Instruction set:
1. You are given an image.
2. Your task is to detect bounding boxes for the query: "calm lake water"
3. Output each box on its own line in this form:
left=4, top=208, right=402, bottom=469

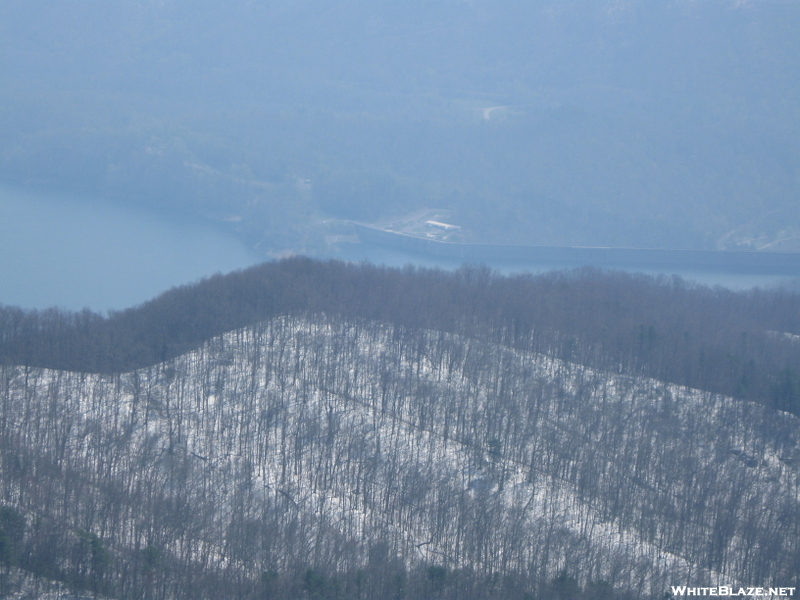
left=3, top=184, right=798, bottom=312
left=0, top=185, right=260, bottom=312
left=333, top=242, right=800, bottom=291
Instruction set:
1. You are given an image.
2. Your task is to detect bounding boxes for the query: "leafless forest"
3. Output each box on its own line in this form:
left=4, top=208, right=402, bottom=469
left=1, top=260, right=799, bottom=599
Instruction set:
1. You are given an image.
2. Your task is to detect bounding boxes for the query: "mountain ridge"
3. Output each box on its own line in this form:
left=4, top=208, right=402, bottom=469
left=1, top=313, right=797, bottom=598
left=3, top=259, right=800, bottom=419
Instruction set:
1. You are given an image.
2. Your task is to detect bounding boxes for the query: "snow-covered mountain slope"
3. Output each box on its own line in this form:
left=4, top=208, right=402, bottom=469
left=1, top=315, right=798, bottom=597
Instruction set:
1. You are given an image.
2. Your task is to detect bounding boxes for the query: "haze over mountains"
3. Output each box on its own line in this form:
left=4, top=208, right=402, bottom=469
left=2, top=0, right=800, bottom=257
left=2, top=3, right=800, bottom=598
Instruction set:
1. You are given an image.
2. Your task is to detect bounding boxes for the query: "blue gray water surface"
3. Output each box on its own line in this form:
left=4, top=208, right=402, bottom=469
left=0, top=184, right=260, bottom=311
left=2, top=184, right=797, bottom=312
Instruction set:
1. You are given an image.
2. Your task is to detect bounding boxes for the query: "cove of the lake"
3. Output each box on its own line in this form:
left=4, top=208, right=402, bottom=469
left=0, top=184, right=261, bottom=311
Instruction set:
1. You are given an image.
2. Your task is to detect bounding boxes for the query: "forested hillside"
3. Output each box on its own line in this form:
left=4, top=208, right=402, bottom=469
left=1, top=316, right=798, bottom=599
left=0, top=260, right=800, bottom=598
left=3, top=258, right=800, bottom=416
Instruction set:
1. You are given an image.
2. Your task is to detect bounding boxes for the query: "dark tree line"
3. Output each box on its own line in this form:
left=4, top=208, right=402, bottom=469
left=3, top=258, right=800, bottom=416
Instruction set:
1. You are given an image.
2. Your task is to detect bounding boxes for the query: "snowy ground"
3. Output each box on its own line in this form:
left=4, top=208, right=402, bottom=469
left=2, top=315, right=798, bottom=596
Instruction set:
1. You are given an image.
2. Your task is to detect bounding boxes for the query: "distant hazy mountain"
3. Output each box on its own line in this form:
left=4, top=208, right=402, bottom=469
left=1, top=0, right=799, bottom=253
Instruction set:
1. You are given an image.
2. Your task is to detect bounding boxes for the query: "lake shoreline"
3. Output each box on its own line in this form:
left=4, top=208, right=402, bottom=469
left=354, top=224, right=800, bottom=276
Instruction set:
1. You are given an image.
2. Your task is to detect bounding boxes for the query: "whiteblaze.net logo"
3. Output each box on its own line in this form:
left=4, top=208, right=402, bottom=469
left=671, top=587, right=796, bottom=597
